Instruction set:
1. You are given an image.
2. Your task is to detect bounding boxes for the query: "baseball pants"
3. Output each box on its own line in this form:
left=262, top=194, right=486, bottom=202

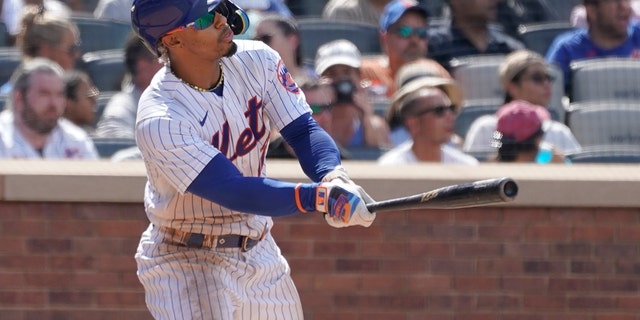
left=135, top=224, right=304, bottom=320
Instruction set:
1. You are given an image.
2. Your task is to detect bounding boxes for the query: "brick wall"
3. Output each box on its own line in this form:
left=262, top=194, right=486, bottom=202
left=2, top=201, right=639, bottom=320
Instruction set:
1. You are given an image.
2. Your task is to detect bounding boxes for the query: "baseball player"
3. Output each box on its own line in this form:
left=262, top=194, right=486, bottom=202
left=130, top=0, right=377, bottom=319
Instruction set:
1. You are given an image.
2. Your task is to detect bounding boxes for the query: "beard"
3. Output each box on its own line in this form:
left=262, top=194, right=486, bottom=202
left=21, top=102, right=58, bottom=135
left=224, top=41, right=238, bottom=57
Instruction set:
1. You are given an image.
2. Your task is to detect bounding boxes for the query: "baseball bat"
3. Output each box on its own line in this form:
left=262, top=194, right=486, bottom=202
left=366, top=177, right=518, bottom=212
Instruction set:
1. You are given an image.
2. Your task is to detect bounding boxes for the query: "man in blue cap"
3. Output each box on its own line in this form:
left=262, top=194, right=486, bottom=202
left=361, top=0, right=444, bottom=99
left=130, top=0, right=377, bottom=318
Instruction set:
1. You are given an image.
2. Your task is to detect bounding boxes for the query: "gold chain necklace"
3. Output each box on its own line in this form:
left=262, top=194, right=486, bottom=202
left=173, top=60, right=224, bottom=92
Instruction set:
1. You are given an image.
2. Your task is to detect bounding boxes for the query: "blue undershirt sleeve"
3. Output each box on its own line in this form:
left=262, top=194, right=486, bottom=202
left=186, top=154, right=318, bottom=216
left=280, top=113, right=341, bottom=182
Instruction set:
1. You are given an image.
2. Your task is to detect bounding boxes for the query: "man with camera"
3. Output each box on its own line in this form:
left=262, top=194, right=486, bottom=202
left=314, top=39, right=391, bottom=150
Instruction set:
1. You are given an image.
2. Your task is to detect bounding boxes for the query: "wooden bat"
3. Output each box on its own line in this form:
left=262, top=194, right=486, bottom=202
left=366, top=177, right=518, bottom=212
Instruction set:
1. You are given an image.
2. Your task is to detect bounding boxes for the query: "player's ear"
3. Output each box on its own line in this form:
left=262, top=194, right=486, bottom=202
left=161, top=34, right=182, bottom=50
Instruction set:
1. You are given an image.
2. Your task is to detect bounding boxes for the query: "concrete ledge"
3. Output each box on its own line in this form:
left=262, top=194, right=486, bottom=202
left=0, top=159, right=637, bottom=207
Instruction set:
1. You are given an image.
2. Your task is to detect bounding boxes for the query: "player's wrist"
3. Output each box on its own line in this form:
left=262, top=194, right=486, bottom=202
left=295, top=182, right=323, bottom=214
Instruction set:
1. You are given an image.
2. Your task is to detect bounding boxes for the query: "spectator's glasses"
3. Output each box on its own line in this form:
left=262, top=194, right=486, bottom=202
left=522, top=72, right=555, bottom=84
left=254, top=34, right=274, bottom=44
left=166, top=2, right=230, bottom=34
left=413, top=104, right=456, bottom=117
left=390, top=26, right=428, bottom=39
left=310, top=103, right=332, bottom=115
left=87, top=86, right=100, bottom=98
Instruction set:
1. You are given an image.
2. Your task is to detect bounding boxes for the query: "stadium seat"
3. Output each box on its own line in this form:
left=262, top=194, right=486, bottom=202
left=344, top=146, right=388, bottom=161
left=0, top=22, right=9, bottom=47
left=71, top=15, right=132, bottom=54
left=0, top=94, right=7, bottom=112
left=92, top=137, right=136, bottom=158
left=543, top=0, right=582, bottom=21
left=569, top=58, right=640, bottom=103
left=94, top=91, right=117, bottom=127
left=450, top=54, right=566, bottom=122
left=297, top=18, right=381, bottom=65
left=518, top=22, right=575, bottom=56
left=414, top=0, right=445, bottom=18
left=0, top=47, right=21, bottom=86
left=79, top=49, right=126, bottom=92
left=454, top=100, right=501, bottom=139
left=565, top=145, right=640, bottom=164
left=566, top=101, right=640, bottom=147
left=451, top=54, right=506, bottom=103
left=288, top=0, right=327, bottom=17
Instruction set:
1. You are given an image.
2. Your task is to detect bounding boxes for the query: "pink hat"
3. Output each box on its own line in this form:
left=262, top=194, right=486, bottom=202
left=496, top=100, right=550, bottom=142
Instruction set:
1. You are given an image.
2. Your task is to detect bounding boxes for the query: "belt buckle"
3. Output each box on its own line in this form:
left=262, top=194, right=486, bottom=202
left=241, top=236, right=255, bottom=252
left=242, top=224, right=267, bottom=252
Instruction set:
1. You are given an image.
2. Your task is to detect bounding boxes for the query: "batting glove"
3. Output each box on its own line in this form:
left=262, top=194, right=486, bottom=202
left=322, top=166, right=377, bottom=212
left=316, top=180, right=376, bottom=228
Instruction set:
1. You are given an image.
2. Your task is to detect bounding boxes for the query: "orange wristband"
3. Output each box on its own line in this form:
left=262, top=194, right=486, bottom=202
left=294, top=183, right=307, bottom=213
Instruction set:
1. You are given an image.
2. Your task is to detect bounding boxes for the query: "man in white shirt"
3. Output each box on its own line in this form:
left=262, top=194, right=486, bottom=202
left=379, top=75, right=478, bottom=165
left=0, top=58, right=98, bottom=159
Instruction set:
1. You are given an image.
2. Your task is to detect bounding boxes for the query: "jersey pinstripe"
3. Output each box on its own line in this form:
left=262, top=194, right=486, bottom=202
left=136, top=224, right=304, bottom=320
left=136, top=40, right=310, bottom=238
left=0, top=110, right=99, bottom=159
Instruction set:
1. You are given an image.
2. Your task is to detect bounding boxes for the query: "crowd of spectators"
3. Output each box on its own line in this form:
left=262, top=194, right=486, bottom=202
left=0, top=0, right=637, bottom=163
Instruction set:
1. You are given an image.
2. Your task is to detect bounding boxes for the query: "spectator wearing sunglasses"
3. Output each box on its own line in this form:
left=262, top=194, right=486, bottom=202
left=378, top=73, right=478, bottom=164
left=361, top=0, right=445, bottom=99
left=491, top=100, right=566, bottom=164
left=427, top=0, right=524, bottom=72
left=63, top=70, right=100, bottom=133
left=253, top=14, right=317, bottom=85
left=386, top=57, right=459, bottom=146
left=463, top=50, right=581, bottom=159
left=315, top=39, right=391, bottom=150
left=1, top=5, right=81, bottom=94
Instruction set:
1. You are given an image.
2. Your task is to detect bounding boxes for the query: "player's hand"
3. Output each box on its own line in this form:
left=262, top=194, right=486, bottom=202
left=322, top=167, right=377, bottom=210
left=315, top=180, right=376, bottom=228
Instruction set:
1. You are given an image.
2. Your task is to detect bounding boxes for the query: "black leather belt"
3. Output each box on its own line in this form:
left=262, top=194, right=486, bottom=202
left=159, top=226, right=262, bottom=252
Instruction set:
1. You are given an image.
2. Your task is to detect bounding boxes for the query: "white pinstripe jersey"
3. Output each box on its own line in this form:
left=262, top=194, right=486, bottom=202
left=136, top=40, right=310, bottom=238
left=0, top=110, right=99, bottom=159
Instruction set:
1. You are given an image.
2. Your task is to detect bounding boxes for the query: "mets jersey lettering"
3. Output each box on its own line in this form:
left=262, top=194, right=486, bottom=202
left=211, top=96, right=266, bottom=161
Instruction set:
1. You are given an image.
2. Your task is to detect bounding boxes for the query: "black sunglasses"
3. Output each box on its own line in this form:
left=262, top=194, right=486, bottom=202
left=412, top=104, right=456, bottom=117
left=522, top=72, right=555, bottom=84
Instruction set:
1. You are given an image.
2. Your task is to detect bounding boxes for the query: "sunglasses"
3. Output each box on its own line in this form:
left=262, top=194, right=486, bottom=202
left=522, top=73, right=555, bottom=84
left=254, top=34, right=274, bottom=44
left=412, top=104, right=456, bottom=117
left=166, top=2, right=230, bottom=34
left=391, top=26, right=428, bottom=39
left=310, top=103, right=332, bottom=115
left=87, top=86, right=100, bottom=98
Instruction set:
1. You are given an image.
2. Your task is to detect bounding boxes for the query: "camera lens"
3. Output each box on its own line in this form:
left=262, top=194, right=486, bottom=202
left=332, top=79, right=356, bottom=104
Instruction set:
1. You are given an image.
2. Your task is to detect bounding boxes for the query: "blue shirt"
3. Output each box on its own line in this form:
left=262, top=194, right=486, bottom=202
left=428, top=21, right=525, bottom=71
left=546, top=23, right=640, bottom=92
